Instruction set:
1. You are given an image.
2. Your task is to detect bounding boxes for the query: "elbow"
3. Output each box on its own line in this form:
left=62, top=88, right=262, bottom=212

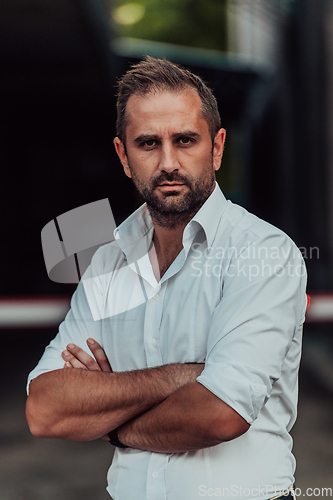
left=26, top=396, right=47, bottom=438
left=212, top=406, right=250, bottom=443
left=26, top=396, right=68, bottom=439
left=217, top=418, right=250, bottom=442
left=26, top=393, right=56, bottom=438
left=26, top=377, right=59, bottom=438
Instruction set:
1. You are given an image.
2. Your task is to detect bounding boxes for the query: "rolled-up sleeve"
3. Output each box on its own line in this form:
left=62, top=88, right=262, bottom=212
left=196, top=234, right=307, bottom=424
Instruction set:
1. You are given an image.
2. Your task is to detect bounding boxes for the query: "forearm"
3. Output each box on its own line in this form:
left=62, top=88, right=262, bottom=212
left=26, top=363, right=203, bottom=441
left=118, top=381, right=250, bottom=453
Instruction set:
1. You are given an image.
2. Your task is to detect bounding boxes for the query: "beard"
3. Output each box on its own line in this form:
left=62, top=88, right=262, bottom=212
left=128, top=161, right=216, bottom=228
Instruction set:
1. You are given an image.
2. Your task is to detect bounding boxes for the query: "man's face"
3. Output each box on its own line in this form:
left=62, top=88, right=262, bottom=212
left=114, top=88, right=225, bottom=225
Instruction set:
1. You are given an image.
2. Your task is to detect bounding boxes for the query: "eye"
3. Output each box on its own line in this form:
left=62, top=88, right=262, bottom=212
left=178, top=136, right=195, bottom=145
left=141, top=139, right=157, bottom=148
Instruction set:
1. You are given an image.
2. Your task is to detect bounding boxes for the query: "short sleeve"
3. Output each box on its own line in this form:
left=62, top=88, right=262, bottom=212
left=196, top=233, right=307, bottom=424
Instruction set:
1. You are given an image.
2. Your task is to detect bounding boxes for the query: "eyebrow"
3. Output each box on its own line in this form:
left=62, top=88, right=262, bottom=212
left=134, top=134, right=159, bottom=144
left=133, top=131, right=200, bottom=144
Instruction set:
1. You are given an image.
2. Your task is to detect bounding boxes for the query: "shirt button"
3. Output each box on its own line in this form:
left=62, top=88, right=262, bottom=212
left=149, top=338, right=156, bottom=344
left=152, top=472, right=158, bottom=478
left=152, top=294, right=159, bottom=300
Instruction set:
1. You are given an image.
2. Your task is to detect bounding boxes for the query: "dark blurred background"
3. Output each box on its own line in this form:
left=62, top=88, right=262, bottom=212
left=0, top=0, right=332, bottom=498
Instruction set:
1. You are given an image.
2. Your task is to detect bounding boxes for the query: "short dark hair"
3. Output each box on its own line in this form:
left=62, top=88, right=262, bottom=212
left=116, top=56, right=221, bottom=144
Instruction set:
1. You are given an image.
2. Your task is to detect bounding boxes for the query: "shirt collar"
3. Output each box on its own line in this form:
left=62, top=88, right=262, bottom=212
left=183, top=182, right=228, bottom=250
left=114, top=182, right=228, bottom=261
left=114, top=204, right=153, bottom=264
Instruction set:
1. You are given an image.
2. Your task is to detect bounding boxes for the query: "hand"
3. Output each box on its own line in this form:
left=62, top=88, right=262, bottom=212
left=62, top=338, right=112, bottom=372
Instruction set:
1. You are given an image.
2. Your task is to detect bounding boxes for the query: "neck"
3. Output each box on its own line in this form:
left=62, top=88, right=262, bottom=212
left=147, top=184, right=215, bottom=276
left=148, top=194, right=207, bottom=258
left=150, top=222, right=185, bottom=280
left=152, top=220, right=185, bottom=250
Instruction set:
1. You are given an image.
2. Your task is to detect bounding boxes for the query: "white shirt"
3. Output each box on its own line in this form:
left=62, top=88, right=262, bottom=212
left=28, top=183, right=307, bottom=500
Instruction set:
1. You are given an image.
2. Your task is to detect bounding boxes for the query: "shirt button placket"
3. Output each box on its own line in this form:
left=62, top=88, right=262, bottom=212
left=146, top=454, right=168, bottom=500
left=144, top=285, right=165, bottom=367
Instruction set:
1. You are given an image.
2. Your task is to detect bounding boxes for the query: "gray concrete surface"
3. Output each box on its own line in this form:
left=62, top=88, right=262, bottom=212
left=0, top=391, right=112, bottom=500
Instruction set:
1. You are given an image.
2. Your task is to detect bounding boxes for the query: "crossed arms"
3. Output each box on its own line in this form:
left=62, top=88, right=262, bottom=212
left=26, top=339, right=249, bottom=453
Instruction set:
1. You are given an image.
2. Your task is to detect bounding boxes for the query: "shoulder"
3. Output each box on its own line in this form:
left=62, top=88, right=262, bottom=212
left=216, top=200, right=300, bottom=256
left=83, top=240, right=125, bottom=281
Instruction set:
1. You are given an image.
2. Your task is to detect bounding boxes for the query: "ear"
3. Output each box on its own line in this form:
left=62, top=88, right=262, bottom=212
left=114, top=137, right=132, bottom=178
left=213, top=128, right=226, bottom=172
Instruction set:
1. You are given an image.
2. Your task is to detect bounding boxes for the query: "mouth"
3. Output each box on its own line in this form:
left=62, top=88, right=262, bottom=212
left=158, top=182, right=184, bottom=186
left=157, top=183, right=185, bottom=192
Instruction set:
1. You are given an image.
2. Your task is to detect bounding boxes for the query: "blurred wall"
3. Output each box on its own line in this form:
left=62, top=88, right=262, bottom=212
left=326, top=0, right=333, bottom=286
left=0, top=0, right=332, bottom=294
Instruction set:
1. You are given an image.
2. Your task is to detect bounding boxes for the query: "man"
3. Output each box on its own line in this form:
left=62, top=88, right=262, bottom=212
left=26, top=57, right=307, bottom=500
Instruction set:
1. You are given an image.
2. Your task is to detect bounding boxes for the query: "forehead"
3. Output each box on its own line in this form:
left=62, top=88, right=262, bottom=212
left=125, top=88, right=209, bottom=137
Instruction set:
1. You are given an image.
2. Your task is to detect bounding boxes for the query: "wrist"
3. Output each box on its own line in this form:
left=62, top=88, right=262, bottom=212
left=108, top=427, right=129, bottom=449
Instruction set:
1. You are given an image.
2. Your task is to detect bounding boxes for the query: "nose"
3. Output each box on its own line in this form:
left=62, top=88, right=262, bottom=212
left=159, top=142, right=179, bottom=172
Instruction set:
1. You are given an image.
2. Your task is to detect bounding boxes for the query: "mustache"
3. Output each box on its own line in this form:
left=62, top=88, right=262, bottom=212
left=151, top=172, right=191, bottom=189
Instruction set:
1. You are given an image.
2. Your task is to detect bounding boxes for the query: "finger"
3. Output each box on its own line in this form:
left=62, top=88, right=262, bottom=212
left=66, top=343, right=102, bottom=371
left=86, top=338, right=113, bottom=372
left=62, top=350, right=88, bottom=370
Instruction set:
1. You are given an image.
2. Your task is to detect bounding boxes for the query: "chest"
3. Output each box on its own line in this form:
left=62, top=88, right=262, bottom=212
left=100, top=249, right=223, bottom=372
